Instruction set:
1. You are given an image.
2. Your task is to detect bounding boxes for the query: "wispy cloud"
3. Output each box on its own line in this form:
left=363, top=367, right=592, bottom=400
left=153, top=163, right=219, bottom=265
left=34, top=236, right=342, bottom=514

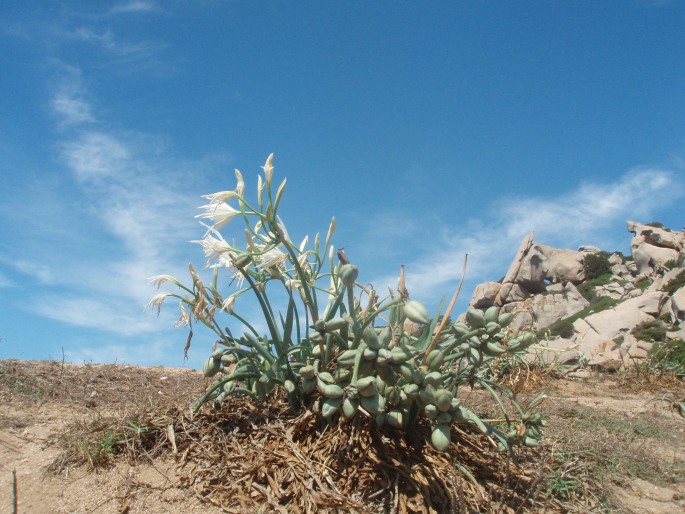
left=34, top=294, right=162, bottom=337
left=12, top=261, right=56, bottom=285
left=36, top=74, right=213, bottom=336
left=53, top=93, right=95, bottom=126
left=499, top=167, right=680, bottom=243
left=0, top=272, right=16, bottom=288
left=55, top=128, right=208, bottom=303
left=377, top=167, right=684, bottom=301
left=109, top=1, right=158, bottom=15
left=61, top=132, right=129, bottom=181
left=2, top=5, right=172, bottom=78
left=0, top=10, right=202, bottom=343
left=51, top=65, right=96, bottom=127
left=64, top=28, right=172, bottom=78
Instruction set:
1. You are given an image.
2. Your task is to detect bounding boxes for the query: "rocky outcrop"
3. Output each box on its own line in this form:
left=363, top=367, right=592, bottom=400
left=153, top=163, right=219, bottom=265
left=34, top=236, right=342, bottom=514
left=462, top=221, right=685, bottom=372
left=628, top=221, right=684, bottom=277
left=500, top=282, right=589, bottom=333
left=526, top=338, right=580, bottom=366
left=627, top=221, right=684, bottom=251
left=669, top=286, right=685, bottom=322
left=469, top=281, right=501, bottom=309
left=572, top=292, right=665, bottom=354
left=500, top=233, right=585, bottom=293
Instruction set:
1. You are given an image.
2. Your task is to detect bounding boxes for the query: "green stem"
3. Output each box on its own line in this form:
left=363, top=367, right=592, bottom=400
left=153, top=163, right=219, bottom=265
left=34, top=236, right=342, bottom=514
left=237, top=266, right=282, bottom=345
left=346, top=286, right=355, bottom=318
left=350, top=342, right=368, bottom=384
left=282, top=240, right=319, bottom=322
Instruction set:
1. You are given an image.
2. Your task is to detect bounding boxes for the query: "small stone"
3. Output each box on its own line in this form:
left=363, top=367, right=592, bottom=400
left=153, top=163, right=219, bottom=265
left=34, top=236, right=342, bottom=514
left=568, top=370, right=593, bottom=379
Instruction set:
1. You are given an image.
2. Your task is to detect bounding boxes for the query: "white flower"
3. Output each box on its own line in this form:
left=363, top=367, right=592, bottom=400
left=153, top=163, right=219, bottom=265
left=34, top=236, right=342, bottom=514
left=147, top=275, right=179, bottom=289
left=145, top=292, right=173, bottom=315
left=235, top=169, right=244, bottom=196
left=201, top=190, right=240, bottom=205
left=262, top=153, right=274, bottom=186
left=297, top=251, right=313, bottom=274
left=257, top=174, right=264, bottom=205
left=326, top=217, right=336, bottom=245
left=221, top=294, right=237, bottom=314
left=229, top=268, right=246, bottom=288
left=299, top=235, right=309, bottom=253
left=192, top=229, right=235, bottom=263
left=201, top=169, right=245, bottom=206
left=245, top=229, right=259, bottom=253
left=275, top=215, right=291, bottom=243
left=213, top=254, right=246, bottom=288
left=196, top=202, right=241, bottom=231
left=258, top=245, right=288, bottom=271
left=174, top=304, right=190, bottom=327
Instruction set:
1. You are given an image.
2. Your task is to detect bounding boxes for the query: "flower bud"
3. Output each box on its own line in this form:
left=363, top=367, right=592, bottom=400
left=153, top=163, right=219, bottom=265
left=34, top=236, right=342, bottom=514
left=338, top=264, right=359, bottom=288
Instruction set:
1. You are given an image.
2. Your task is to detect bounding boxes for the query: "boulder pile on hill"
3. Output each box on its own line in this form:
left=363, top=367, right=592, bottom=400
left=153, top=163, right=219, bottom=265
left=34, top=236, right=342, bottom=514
left=461, top=221, right=685, bottom=372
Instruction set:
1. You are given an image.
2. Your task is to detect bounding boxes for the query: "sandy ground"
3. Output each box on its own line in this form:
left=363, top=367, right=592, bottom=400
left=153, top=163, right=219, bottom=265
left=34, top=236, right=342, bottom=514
left=0, top=361, right=683, bottom=513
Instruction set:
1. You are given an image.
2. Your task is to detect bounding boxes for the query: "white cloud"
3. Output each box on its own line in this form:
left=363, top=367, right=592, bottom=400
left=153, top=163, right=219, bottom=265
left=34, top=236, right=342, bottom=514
left=109, top=1, right=158, bottom=15
left=61, top=132, right=130, bottom=181
left=58, top=143, right=201, bottom=301
left=12, top=260, right=56, bottom=285
left=51, top=66, right=96, bottom=127
left=52, top=93, right=95, bottom=126
left=43, top=75, right=211, bottom=334
left=375, top=167, right=684, bottom=301
left=0, top=272, right=16, bottom=288
left=69, top=26, right=170, bottom=73
left=34, top=294, right=163, bottom=337
left=500, top=167, right=681, bottom=243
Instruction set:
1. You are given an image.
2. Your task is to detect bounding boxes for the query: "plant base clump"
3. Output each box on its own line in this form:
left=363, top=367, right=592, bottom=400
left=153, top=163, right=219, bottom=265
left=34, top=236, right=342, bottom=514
left=176, top=393, right=550, bottom=513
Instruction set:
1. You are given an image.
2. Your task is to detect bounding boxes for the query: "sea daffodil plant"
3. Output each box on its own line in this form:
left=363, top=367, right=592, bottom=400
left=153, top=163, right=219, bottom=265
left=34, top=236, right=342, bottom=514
left=148, top=154, right=546, bottom=452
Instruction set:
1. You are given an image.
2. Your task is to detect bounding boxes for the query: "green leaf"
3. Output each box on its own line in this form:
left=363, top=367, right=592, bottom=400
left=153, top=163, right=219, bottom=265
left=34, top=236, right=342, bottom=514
left=323, top=285, right=347, bottom=321
left=413, top=299, right=445, bottom=351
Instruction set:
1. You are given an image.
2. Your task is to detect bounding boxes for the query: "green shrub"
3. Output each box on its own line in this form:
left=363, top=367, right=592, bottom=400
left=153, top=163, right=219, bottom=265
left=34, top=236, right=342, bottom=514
left=544, top=296, right=618, bottom=338
left=663, top=259, right=680, bottom=271
left=548, top=322, right=575, bottom=339
left=662, top=269, right=685, bottom=295
left=576, top=273, right=613, bottom=302
left=636, top=278, right=651, bottom=290
left=648, top=339, right=685, bottom=378
left=645, top=221, right=665, bottom=229
left=583, top=253, right=612, bottom=281
left=631, top=320, right=667, bottom=343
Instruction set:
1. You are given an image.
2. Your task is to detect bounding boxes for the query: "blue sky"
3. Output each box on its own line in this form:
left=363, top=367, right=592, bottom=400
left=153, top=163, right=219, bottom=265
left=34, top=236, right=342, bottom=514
left=1, top=1, right=684, bottom=369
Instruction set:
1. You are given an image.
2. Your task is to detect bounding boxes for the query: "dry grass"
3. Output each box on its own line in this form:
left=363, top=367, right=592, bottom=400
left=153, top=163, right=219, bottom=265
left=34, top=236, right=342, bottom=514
left=2, top=359, right=684, bottom=513
left=544, top=403, right=684, bottom=511
left=615, top=365, right=685, bottom=394
left=495, top=362, right=566, bottom=396
left=167, top=394, right=554, bottom=513
left=43, top=391, right=554, bottom=512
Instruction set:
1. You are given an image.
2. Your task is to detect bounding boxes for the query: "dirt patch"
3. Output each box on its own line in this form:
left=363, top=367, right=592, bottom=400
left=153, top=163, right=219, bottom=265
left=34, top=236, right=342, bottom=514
left=1, top=360, right=683, bottom=513
left=0, top=361, right=212, bottom=514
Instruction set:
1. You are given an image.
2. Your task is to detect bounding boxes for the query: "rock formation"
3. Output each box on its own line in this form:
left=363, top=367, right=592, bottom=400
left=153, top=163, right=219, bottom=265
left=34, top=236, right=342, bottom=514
left=462, top=221, right=685, bottom=372
left=627, top=221, right=684, bottom=277
left=496, top=232, right=585, bottom=294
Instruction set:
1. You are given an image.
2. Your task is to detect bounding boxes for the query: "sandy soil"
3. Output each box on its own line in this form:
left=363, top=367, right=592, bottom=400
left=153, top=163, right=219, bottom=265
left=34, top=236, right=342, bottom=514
left=0, top=361, right=683, bottom=513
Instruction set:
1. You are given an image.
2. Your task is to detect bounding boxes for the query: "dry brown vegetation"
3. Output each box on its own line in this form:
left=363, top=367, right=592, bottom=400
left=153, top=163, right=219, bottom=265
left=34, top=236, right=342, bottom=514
left=1, top=359, right=684, bottom=513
